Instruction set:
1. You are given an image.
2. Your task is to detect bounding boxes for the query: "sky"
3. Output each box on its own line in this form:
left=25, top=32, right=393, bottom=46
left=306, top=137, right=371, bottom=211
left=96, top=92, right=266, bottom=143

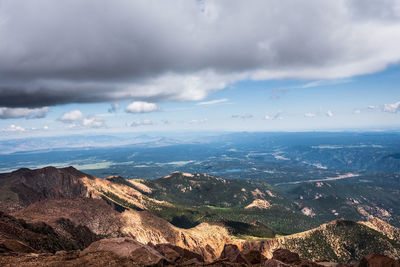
left=0, top=0, right=399, bottom=139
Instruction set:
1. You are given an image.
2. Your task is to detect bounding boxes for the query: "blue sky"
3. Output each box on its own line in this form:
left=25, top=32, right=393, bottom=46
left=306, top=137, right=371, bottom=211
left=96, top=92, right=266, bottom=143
left=0, top=1, right=400, bottom=139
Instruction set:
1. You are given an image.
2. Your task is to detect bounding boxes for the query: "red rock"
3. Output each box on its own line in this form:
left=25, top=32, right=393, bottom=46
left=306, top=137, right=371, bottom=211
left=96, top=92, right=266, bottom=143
left=264, top=259, right=290, bottom=267
left=243, top=249, right=266, bottom=264
left=81, top=237, right=168, bottom=266
left=154, top=243, right=204, bottom=263
left=272, top=249, right=300, bottom=264
left=219, top=244, right=251, bottom=265
left=359, top=254, right=400, bottom=267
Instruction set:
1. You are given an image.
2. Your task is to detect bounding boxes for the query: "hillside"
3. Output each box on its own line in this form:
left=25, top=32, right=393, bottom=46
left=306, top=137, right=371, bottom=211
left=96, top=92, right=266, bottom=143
left=0, top=166, right=399, bottom=265
left=284, top=181, right=400, bottom=227
left=140, top=171, right=319, bottom=235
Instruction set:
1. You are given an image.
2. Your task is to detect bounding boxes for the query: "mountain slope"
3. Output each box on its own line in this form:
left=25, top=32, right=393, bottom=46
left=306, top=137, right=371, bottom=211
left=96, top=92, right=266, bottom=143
left=140, top=171, right=319, bottom=235
left=11, top=198, right=231, bottom=262
left=285, top=181, right=400, bottom=227
left=1, top=166, right=400, bottom=264
left=235, top=218, right=400, bottom=263
left=0, top=166, right=92, bottom=212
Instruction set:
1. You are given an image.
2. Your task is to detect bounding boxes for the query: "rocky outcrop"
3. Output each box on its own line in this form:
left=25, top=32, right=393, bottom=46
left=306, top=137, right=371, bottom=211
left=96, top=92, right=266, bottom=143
left=0, top=211, right=89, bottom=253
left=359, top=254, right=400, bottom=267
left=12, top=198, right=122, bottom=237
left=120, top=209, right=232, bottom=262
left=81, top=237, right=168, bottom=266
left=360, top=217, right=400, bottom=243
left=0, top=167, right=92, bottom=213
left=234, top=219, right=400, bottom=262
left=152, top=243, right=204, bottom=264
left=0, top=250, right=133, bottom=267
left=271, top=249, right=322, bottom=266
left=219, top=244, right=251, bottom=265
left=245, top=199, right=272, bottom=210
left=12, top=198, right=231, bottom=262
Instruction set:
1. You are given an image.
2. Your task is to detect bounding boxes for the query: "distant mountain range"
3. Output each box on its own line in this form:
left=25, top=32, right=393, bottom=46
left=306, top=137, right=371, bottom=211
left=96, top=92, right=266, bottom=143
left=0, top=166, right=399, bottom=266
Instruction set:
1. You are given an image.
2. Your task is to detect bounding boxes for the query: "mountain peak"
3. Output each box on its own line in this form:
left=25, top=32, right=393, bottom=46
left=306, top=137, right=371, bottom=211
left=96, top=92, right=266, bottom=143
left=162, top=171, right=195, bottom=179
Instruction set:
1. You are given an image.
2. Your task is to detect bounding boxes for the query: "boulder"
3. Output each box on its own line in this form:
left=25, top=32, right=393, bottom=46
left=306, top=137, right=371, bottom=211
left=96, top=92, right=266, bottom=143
left=272, top=249, right=323, bottom=267
left=272, top=249, right=300, bottom=264
left=153, top=243, right=204, bottom=263
left=219, top=244, right=251, bottom=265
left=0, top=239, right=35, bottom=253
left=359, top=254, right=400, bottom=267
left=243, top=249, right=266, bottom=264
left=264, top=259, right=290, bottom=267
left=81, top=237, right=168, bottom=266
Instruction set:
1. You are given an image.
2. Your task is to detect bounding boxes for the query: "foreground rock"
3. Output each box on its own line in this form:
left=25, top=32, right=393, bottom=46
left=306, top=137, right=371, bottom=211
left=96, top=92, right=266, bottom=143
left=0, top=211, right=97, bottom=253
left=271, top=249, right=322, bottom=266
left=359, top=254, right=400, bottom=267
left=0, top=250, right=134, bottom=267
left=152, top=243, right=204, bottom=264
left=81, top=237, right=168, bottom=266
left=219, top=244, right=251, bottom=265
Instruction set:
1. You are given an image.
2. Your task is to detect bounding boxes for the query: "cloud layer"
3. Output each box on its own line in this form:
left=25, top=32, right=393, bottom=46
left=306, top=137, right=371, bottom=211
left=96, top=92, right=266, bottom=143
left=1, top=0, right=400, bottom=108
left=0, top=107, right=49, bottom=119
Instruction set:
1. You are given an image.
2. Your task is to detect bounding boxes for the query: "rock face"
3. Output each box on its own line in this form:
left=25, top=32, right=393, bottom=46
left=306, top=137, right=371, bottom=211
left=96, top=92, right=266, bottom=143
left=12, top=198, right=122, bottom=237
left=0, top=250, right=134, bottom=267
left=245, top=199, right=272, bottom=210
left=13, top=198, right=231, bottom=262
left=0, top=211, right=94, bottom=253
left=272, top=249, right=300, bottom=264
left=359, top=254, right=400, bottom=267
left=234, top=219, right=400, bottom=263
left=263, top=259, right=290, bottom=266
left=219, top=244, right=251, bottom=265
left=120, top=209, right=231, bottom=262
left=360, top=217, right=400, bottom=243
left=152, top=243, right=204, bottom=264
left=81, top=237, right=168, bottom=266
left=0, top=167, right=92, bottom=212
left=271, top=249, right=322, bottom=267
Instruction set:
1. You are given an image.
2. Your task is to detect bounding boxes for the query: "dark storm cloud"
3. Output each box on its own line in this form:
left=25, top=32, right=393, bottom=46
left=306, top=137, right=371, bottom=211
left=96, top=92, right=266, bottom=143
left=0, top=0, right=400, bottom=108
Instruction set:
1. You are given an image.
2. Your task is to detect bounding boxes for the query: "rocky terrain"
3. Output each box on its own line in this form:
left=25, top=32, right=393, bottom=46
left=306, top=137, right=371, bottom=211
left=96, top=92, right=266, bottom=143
left=0, top=166, right=399, bottom=266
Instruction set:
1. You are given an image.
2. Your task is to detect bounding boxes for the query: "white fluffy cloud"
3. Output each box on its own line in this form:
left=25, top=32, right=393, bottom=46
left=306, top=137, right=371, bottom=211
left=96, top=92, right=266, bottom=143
left=326, top=110, right=334, bottom=117
left=82, top=116, right=106, bottom=128
left=383, top=101, right=400, bottom=113
left=125, top=101, right=158, bottom=113
left=59, top=110, right=84, bottom=122
left=1, top=0, right=400, bottom=108
left=59, top=110, right=105, bottom=128
left=0, top=107, right=49, bottom=119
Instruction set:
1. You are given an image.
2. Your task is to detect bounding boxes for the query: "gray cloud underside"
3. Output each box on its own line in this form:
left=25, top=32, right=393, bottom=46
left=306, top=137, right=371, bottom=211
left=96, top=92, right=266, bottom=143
left=1, top=0, right=400, bottom=107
